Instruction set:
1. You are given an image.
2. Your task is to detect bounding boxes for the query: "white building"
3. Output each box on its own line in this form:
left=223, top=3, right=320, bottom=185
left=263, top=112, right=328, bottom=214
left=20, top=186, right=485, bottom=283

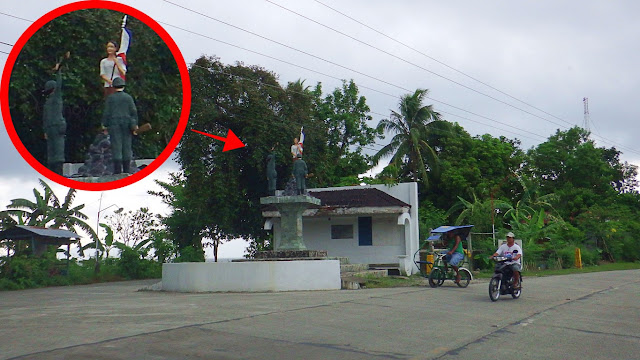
left=262, top=182, right=420, bottom=275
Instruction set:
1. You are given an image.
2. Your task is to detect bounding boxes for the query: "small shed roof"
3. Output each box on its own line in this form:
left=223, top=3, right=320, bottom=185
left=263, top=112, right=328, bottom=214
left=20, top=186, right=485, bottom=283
left=0, top=225, right=81, bottom=240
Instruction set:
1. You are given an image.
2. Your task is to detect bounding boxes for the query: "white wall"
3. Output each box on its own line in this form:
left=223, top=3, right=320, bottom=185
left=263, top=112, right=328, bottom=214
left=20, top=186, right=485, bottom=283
left=301, top=215, right=405, bottom=265
left=162, top=261, right=341, bottom=292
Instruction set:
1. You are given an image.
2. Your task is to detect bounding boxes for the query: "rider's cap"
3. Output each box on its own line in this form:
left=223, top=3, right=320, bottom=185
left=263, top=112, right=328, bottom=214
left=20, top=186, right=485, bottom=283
left=506, top=232, right=515, bottom=238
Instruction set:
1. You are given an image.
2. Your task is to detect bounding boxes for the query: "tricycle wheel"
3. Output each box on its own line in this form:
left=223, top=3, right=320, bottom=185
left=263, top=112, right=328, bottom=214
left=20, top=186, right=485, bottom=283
left=456, top=268, right=472, bottom=288
left=428, top=268, right=443, bottom=288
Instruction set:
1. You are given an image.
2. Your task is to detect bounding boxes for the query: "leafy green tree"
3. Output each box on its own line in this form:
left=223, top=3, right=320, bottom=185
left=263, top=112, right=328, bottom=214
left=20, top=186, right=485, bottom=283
left=372, top=89, right=447, bottom=186
left=149, top=173, right=205, bottom=261
left=310, top=80, right=380, bottom=186
left=424, top=123, right=524, bottom=212
left=524, top=127, right=637, bottom=221
left=8, top=9, right=181, bottom=164
left=155, top=57, right=380, bottom=258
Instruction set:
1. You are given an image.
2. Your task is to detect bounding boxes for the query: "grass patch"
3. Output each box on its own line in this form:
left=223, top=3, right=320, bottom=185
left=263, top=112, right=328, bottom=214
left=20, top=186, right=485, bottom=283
left=361, top=275, right=427, bottom=288
left=523, top=261, right=640, bottom=277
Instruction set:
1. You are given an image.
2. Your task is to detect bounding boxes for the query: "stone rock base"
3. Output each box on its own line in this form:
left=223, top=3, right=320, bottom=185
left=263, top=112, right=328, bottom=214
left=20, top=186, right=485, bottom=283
left=255, top=250, right=328, bottom=259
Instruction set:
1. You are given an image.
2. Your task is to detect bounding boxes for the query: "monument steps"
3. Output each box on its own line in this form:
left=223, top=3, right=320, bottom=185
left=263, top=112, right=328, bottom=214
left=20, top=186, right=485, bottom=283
left=339, top=262, right=388, bottom=289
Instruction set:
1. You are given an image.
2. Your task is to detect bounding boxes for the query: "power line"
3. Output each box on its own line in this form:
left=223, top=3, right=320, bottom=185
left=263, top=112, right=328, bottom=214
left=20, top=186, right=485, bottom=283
left=264, top=0, right=576, bottom=130
left=161, top=1, right=414, bottom=95
left=312, top=0, right=576, bottom=128
left=0, top=11, right=32, bottom=23
left=185, top=42, right=546, bottom=148
left=0, top=50, right=9, bottom=55
left=0, top=41, right=14, bottom=47
left=192, top=63, right=547, bottom=153
left=159, top=16, right=557, bottom=146
left=166, top=1, right=622, bottom=153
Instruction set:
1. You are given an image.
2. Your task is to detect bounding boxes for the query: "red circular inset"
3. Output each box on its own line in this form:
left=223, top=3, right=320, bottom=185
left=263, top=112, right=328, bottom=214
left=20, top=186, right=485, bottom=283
left=0, top=1, right=191, bottom=191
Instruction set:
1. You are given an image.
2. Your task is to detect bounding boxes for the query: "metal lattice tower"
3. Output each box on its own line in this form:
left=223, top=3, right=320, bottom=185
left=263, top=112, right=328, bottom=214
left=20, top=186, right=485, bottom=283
left=583, top=97, right=590, bottom=132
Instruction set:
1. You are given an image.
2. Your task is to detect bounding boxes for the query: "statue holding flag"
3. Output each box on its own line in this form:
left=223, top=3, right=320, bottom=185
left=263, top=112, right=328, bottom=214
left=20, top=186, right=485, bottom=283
left=290, top=127, right=304, bottom=161
left=100, top=15, right=130, bottom=97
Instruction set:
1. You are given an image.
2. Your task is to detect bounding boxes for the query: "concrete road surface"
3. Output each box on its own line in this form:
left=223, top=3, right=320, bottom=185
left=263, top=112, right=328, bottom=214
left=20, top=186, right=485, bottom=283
left=1, top=270, right=638, bottom=359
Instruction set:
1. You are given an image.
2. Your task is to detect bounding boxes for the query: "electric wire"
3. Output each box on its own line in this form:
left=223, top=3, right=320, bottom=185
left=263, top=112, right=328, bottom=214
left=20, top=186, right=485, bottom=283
left=2, top=8, right=638, bottom=156
left=165, top=21, right=551, bottom=144
left=313, top=0, right=575, bottom=127
left=0, top=11, right=32, bottom=23
left=191, top=63, right=545, bottom=151
left=264, top=0, right=575, bottom=130
left=0, top=41, right=14, bottom=47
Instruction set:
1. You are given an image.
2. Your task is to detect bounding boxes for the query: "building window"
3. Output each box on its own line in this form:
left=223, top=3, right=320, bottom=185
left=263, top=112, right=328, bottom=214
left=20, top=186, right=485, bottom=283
left=331, top=225, right=353, bottom=239
left=358, top=217, right=372, bottom=246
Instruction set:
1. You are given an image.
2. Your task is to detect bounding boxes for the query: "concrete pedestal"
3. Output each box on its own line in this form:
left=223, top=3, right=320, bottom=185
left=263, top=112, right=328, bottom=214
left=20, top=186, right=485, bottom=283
left=161, top=260, right=341, bottom=292
left=260, top=195, right=321, bottom=250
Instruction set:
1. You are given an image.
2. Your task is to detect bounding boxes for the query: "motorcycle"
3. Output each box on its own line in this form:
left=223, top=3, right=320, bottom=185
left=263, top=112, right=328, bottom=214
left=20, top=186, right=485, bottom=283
left=488, top=255, right=522, bottom=301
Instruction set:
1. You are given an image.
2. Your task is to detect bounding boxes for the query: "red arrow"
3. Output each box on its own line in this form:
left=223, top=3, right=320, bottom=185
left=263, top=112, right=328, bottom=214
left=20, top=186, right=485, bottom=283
left=191, top=129, right=245, bottom=152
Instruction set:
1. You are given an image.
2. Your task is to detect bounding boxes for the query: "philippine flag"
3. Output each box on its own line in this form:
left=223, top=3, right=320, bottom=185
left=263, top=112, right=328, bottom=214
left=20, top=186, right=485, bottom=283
left=117, top=15, right=131, bottom=77
left=299, top=126, right=305, bottom=152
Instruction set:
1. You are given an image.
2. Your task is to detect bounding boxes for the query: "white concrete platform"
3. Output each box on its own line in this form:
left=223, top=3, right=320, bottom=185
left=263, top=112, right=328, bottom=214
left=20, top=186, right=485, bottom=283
left=161, top=260, right=341, bottom=292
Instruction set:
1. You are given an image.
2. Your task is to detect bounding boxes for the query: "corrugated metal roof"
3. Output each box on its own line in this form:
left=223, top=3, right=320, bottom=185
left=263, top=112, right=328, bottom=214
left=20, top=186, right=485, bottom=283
left=0, top=225, right=81, bottom=240
left=308, top=188, right=410, bottom=208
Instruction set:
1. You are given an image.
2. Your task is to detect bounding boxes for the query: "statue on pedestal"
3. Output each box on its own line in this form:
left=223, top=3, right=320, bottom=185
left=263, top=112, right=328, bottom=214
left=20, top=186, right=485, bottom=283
left=266, top=145, right=277, bottom=196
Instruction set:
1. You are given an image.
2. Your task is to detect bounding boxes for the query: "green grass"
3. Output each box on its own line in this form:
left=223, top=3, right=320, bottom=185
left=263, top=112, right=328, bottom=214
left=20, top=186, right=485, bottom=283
left=361, top=275, right=427, bottom=288
left=522, top=262, right=640, bottom=277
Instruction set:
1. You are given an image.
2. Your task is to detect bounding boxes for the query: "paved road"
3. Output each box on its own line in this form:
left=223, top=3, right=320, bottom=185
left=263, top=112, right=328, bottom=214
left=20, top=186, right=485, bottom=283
left=1, top=270, right=638, bottom=360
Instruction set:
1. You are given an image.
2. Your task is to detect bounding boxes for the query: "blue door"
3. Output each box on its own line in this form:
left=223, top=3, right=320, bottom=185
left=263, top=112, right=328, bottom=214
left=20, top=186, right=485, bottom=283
left=358, top=217, right=372, bottom=246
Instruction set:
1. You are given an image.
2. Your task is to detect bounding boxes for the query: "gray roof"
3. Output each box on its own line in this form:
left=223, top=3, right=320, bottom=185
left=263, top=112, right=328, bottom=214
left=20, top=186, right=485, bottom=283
left=0, top=225, right=81, bottom=240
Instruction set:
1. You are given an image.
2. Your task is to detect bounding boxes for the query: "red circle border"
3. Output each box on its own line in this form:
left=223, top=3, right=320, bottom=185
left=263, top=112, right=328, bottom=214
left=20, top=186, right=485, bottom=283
left=0, top=1, right=190, bottom=191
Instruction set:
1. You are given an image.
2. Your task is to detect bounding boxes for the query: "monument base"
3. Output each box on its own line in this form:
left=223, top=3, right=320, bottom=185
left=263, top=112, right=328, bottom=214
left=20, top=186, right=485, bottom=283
left=161, top=260, right=341, bottom=292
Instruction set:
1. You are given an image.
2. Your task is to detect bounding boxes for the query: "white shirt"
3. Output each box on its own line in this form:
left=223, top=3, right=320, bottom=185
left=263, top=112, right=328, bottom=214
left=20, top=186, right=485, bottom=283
left=100, top=57, right=127, bottom=87
left=291, top=144, right=302, bottom=158
left=496, top=243, right=523, bottom=265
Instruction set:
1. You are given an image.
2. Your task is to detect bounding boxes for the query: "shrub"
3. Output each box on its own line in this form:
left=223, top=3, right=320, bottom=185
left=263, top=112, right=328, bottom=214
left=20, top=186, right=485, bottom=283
left=175, top=246, right=205, bottom=263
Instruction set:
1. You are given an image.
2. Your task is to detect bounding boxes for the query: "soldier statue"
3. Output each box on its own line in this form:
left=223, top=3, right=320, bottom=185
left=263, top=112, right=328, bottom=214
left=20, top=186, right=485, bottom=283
left=43, top=54, right=69, bottom=175
left=266, top=145, right=277, bottom=196
left=101, top=77, right=138, bottom=174
left=292, top=153, right=308, bottom=195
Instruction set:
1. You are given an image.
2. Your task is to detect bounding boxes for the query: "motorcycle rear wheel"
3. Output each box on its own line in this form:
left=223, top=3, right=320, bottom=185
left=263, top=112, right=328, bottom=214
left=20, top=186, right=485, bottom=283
left=489, top=277, right=501, bottom=301
left=511, top=277, right=522, bottom=299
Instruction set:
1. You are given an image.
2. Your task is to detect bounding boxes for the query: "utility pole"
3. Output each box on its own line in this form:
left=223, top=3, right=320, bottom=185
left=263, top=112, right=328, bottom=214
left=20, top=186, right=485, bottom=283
left=583, top=97, right=590, bottom=132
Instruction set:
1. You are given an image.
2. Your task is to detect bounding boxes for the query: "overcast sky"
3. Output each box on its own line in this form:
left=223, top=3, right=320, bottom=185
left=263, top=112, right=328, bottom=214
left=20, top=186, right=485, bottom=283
left=2, top=0, right=640, bottom=258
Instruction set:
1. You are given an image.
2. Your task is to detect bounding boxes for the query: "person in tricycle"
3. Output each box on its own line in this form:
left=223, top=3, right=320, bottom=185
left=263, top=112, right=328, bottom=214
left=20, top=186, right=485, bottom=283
left=443, top=231, right=464, bottom=284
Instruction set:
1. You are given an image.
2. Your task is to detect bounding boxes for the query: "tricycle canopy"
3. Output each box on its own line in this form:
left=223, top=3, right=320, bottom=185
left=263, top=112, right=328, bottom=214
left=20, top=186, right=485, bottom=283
left=426, top=225, right=474, bottom=241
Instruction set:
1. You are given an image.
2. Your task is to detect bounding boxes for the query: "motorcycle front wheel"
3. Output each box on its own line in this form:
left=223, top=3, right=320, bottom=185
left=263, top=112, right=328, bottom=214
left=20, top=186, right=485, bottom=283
left=428, top=268, right=443, bottom=288
left=489, top=277, right=501, bottom=301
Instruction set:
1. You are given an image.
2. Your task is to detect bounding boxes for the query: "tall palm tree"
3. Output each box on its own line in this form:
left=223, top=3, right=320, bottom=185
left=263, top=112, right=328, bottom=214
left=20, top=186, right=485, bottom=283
left=372, top=88, right=447, bottom=185
left=1, top=179, right=97, bottom=257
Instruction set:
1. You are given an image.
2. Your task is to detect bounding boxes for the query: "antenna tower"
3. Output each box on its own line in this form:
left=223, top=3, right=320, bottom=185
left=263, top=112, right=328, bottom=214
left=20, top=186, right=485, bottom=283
left=583, top=97, right=590, bottom=132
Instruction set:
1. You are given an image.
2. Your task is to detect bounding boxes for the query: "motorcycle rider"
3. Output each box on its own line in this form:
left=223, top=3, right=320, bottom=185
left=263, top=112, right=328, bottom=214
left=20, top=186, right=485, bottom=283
left=491, top=232, right=522, bottom=289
